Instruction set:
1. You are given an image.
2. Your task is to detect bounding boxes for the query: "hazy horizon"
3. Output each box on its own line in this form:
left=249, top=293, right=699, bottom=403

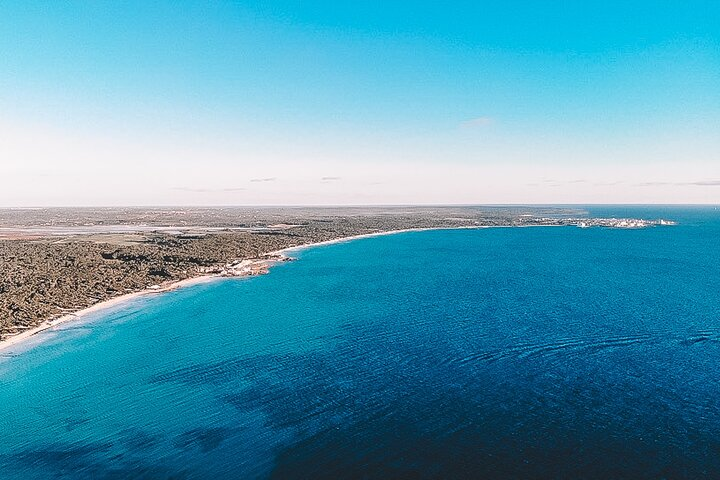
left=1, top=203, right=719, bottom=210
left=2, top=1, right=719, bottom=207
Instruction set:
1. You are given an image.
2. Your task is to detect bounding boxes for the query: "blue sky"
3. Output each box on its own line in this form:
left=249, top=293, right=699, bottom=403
left=1, top=1, right=719, bottom=205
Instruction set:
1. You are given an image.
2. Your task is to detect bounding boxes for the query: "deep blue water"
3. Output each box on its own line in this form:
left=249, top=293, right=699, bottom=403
left=1, top=206, right=720, bottom=479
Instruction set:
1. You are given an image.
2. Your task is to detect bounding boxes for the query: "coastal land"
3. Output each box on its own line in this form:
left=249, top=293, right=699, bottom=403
left=0, top=206, right=672, bottom=349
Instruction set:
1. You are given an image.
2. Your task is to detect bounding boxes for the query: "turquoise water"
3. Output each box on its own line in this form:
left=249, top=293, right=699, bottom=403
left=1, top=206, right=720, bottom=479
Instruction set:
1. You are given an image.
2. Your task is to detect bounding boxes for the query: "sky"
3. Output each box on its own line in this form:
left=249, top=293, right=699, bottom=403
left=1, top=0, right=719, bottom=206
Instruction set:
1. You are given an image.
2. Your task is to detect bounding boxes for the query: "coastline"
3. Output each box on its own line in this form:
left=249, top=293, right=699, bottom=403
left=0, top=274, right=220, bottom=354
left=0, top=219, right=670, bottom=354
left=271, top=226, right=475, bottom=256
left=0, top=227, right=456, bottom=354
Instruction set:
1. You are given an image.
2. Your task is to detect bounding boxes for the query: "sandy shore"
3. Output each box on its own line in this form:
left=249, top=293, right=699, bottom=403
left=272, top=226, right=483, bottom=256
left=0, top=275, right=219, bottom=353
left=0, top=226, right=474, bottom=354
left=0, top=225, right=587, bottom=353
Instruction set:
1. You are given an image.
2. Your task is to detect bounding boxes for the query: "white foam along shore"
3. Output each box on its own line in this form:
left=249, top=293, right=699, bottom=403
left=0, top=274, right=220, bottom=354
left=0, top=220, right=673, bottom=353
left=0, top=227, right=457, bottom=354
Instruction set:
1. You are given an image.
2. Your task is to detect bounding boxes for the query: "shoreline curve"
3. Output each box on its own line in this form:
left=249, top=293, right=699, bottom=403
left=0, top=227, right=472, bottom=354
left=0, top=219, right=666, bottom=354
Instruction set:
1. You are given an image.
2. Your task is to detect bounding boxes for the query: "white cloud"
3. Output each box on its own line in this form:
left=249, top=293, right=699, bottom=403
left=460, top=117, right=494, bottom=129
left=173, top=187, right=246, bottom=193
left=637, top=180, right=720, bottom=187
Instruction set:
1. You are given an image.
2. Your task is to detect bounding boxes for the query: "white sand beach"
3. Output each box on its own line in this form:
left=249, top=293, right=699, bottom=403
left=0, top=226, right=485, bottom=354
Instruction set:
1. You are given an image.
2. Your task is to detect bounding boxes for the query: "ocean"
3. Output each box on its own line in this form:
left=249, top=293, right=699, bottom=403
left=1, top=206, right=719, bottom=479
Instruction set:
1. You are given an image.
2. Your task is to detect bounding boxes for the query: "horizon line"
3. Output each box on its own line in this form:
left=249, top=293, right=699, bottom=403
left=1, top=203, right=719, bottom=210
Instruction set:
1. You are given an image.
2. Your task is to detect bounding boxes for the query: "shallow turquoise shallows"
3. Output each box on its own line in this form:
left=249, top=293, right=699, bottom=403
left=1, top=207, right=720, bottom=479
